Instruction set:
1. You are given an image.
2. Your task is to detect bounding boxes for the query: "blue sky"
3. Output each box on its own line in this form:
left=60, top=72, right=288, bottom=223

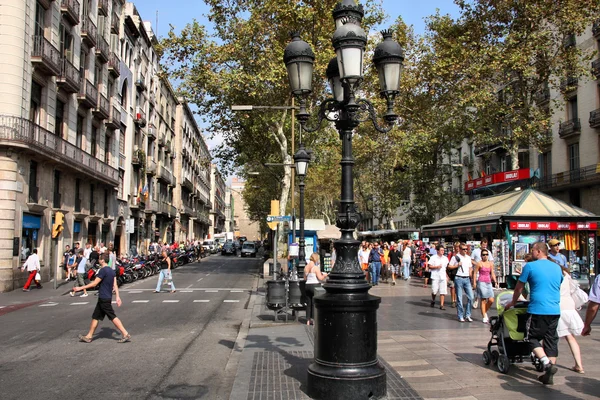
left=137, top=0, right=461, bottom=39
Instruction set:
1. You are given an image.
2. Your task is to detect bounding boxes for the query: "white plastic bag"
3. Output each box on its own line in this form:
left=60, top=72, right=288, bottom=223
left=569, top=275, right=588, bottom=310
left=35, top=272, right=41, bottom=281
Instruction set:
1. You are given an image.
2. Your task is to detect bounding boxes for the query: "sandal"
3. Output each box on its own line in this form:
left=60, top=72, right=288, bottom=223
left=570, top=366, right=585, bottom=374
left=170, top=290, right=176, bottom=293
left=78, top=334, right=92, bottom=343
left=117, top=334, right=131, bottom=343
left=440, top=306, right=446, bottom=310
left=153, top=290, right=160, bottom=293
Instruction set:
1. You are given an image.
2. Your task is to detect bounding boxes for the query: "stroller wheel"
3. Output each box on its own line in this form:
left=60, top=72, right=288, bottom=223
left=482, top=350, right=492, bottom=365
left=497, top=355, right=510, bottom=374
left=491, top=350, right=499, bottom=364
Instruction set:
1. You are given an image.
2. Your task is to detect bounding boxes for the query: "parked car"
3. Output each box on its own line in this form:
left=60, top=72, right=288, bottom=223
left=221, top=242, right=236, bottom=256
left=202, top=240, right=217, bottom=254
left=240, top=242, right=257, bottom=257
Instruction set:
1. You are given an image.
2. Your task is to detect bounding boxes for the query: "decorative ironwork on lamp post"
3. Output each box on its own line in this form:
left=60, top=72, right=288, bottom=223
left=283, top=0, right=404, bottom=398
left=293, top=143, right=310, bottom=276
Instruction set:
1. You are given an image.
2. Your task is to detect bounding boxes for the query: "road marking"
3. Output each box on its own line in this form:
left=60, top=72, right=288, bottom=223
left=39, top=303, right=58, bottom=307
left=181, top=290, right=193, bottom=293
left=132, top=300, right=149, bottom=303
left=70, top=302, right=89, bottom=305
left=206, top=290, right=218, bottom=293
left=193, top=300, right=210, bottom=303
left=162, top=300, right=180, bottom=303
left=230, top=290, right=243, bottom=293
left=197, top=278, right=203, bottom=282
left=128, top=291, right=143, bottom=294
left=186, top=284, right=193, bottom=288
left=224, top=300, right=239, bottom=303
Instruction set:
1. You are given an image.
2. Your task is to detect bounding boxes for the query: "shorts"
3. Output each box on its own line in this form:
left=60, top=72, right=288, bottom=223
left=423, top=270, right=431, bottom=279
left=447, top=280, right=455, bottom=288
left=431, top=278, right=447, bottom=295
left=362, top=263, right=369, bottom=271
left=390, top=264, right=399, bottom=274
left=525, top=314, right=560, bottom=357
left=92, top=298, right=117, bottom=321
left=76, top=272, right=86, bottom=287
left=477, top=281, right=494, bottom=299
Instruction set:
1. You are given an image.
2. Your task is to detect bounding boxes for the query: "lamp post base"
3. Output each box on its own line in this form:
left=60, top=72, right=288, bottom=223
left=307, top=286, right=385, bottom=400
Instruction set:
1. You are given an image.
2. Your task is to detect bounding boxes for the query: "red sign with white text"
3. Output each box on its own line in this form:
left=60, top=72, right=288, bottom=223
left=464, top=168, right=531, bottom=192
left=509, top=221, right=598, bottom=231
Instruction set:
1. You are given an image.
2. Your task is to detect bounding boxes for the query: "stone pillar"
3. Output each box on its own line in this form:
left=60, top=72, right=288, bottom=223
left=0, top=154, right=18, bottom=292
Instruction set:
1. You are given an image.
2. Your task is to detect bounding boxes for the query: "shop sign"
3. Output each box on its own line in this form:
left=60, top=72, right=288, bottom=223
left=464, top=168, right=530, bottom=192
left=509, top=221, right=598, bottom=231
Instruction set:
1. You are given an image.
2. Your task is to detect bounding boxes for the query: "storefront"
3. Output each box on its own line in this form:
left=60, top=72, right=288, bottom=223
left=421, top=189, right=598, bottom=288
left=21, top=213, right=41, bottom=261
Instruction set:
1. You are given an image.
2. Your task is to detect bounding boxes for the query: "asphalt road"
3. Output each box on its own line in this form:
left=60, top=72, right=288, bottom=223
left=0, top=254, right=262, bottom=400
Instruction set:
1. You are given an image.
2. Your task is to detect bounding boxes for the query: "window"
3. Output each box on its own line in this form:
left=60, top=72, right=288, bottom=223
left=94, top=62, right=101, bottom=86
left=75, top=179, right=81, bottom=212
left=30, top=81, right=42, bottom=124
left=53, top=170, right=61, bottom=208
left=105, top=134, right=111, bottom=164
left=90, top=184, right=95, bottom=214
left=34, top=1, right=45, bottom=37
left=59, top=24, right=73, bottom=61
left=22, top=213, right=41, bottom=261
left=55, top=99, right=65, bottom=138
left=29, top=161, right=38, bottom=203
left=119, top=130, right=125, bottom=155
left=76, top=114, right=84, bottom=148
left=568, top=143, right=580, bottom=171
left=91, top=126, right=97, bottom=157
left=568, top=97, right=578, bottom=120
left=539, top=151, right=551, bottom=183
left=80, top=48, right=88, bottom=76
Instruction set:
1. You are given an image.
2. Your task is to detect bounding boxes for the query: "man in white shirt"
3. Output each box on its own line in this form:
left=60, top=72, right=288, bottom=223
left=22, top=248, right=41, bottom=291
left=84, top=242, right=92, bottom=259
left=358, top=242, right=370, bottom=282
left=429, top=245, right=449, bottom=309
left=448, top=242, right=474, bottom=322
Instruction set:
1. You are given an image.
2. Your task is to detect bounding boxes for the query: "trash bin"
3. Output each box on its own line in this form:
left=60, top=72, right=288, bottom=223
left=269, top=262, right=281, bottom=275
left=288, top=280, right=306, bottom=309
left=266, top=280, right=286, bottom=309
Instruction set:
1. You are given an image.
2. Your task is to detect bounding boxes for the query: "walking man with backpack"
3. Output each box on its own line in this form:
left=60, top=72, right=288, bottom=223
left=448, top=243, right=474, bottom=322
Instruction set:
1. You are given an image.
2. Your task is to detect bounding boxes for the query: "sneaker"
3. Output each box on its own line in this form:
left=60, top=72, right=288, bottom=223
left=65, top=278, right=70, bottom=282
left=440, top=306, right=446, bottom=310
left=466, top=316, right=473, bottom=322
left=458, top=317, right=465, bottom=322
left=70, top=292, right=75, bottom=297
left=539, top=364, right=558, bottom=385
left=81, top=293, right=88, bottom=297
left=78, top=334, right=92, bottom=343
left=482, top=317, right=489, bottom=324
left=451, top=302, right=456, bottom=308
left=22, top=288, right=30, bottom=292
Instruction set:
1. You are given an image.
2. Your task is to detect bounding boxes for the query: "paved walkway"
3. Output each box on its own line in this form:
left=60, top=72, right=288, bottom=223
left=231, top=271, right=600, bottom=400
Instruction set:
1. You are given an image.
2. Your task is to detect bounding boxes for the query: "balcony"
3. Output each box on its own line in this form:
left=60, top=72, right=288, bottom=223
left=157, top=200, right=176, bottom=216
left=97, top=0, right=108, bottom=16
left=60, top=0, right=80, bottom=25
left=535, top=86, right=550, bottom=105
left=158, top=136, right=165, bottom=147
left=590, top=109, right=600, bottom=129
left=145, top=199, right=159, bottom=214
left=81, top=16, right=97, bottom=48
left=558, top=118, right=581, bottom=139
left=108, top=52, right=120, bottom=77
left=159, top=165, right=174, bottom=185
left=106, top=103, right=121, bottom=129
left=147, top=123, right=156, bottom=140
left=93, top=92, right=110, bottom=120
left=182, top=203, right=193, bottom=216
left=538, top=164, right=600, bottom=193
left=135, top=77, right=147, bottom=92
left=131, top=151, right=141, bottom=166
left=119, top=153, right=126, bottom=170
left=183, top=176, right=194, bottom=192
left=0, top=115, right=119, bottom=186
left=31, top=36, right=61, bottom=76
left=95, top=34, right=109, bottom=63
left=77, top=78, right=98, bottom=109
left=134, top=109, right=146, bottom=128
left=111, top=10, right=120, bottom=34
left=592, top=59, right=600, bottom=80
left=560, top=76, right=578, bottom=93
left=56, top=58, right=80, bottom=93
left=147, top=158, right=157, bottom=175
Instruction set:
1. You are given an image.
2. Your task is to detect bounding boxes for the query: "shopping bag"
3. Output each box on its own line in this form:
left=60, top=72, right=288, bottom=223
left=569, top=275, right=589, bottom=310
left=35, top=272, right=41, bottom=281
left=163, top=272, right=172, bottom=287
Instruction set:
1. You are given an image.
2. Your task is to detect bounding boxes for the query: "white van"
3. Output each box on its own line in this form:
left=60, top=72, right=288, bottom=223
left=202, top=239, right=216, bottom=253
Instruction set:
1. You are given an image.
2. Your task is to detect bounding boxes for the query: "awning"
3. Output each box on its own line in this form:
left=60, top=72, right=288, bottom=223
left=23, top=213, right=41, bottom=229
left=317, top=225, right=340, bottom=240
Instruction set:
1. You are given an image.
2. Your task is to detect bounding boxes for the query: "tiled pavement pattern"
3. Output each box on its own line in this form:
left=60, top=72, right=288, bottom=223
left=232, top=271, right=600, bottom=400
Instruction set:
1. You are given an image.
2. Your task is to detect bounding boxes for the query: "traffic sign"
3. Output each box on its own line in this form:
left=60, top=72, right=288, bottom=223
left=266, top=215, right=292, bottom=222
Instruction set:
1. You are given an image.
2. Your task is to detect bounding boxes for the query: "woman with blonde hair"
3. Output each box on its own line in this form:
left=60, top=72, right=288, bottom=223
left=304, top=252, right=328, bottom=325
left=557, top=265, right=585, bottom=373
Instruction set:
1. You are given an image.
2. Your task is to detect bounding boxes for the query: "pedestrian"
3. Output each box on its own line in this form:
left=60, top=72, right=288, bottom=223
left=471, top=238, right=494, bottom=309
left=428, top=245, right=448, bottom=310
left=304, top=252, right=328, bottom=326
left=369, top=242, right=383, bottom=286
left=388, top=243, right=401, bottom=286
left=70, top=249, right=88, bottom=297
left=358, top=242, right=370, bottom=283
left=472, top=249, right=498, bottom=323
left=382, top=243, right=390, bottom=283
left=83, top=242, right=92, bottom=259
left=448, top=242, right=474, bottom=322
left=447, top=242, right=460, bottom=308
left=402, top=240, right=412, bottom=280
left=556, top=264, right=585, bottom=374
left=154, top=250, right=176, bottom=293
left=62, top=244, right=71, bottom=281
left=582, top=274, right=600, bottom=336
left=73, top=253, right=130, bottom=343
left=505, top=242, right=562, bottom=385
left=21, top=248, right=41, bottom=291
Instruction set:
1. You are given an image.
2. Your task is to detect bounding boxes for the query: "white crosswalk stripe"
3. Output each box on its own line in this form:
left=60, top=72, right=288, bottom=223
left=132, top=300, right=149, bottom=303
left=223, top=300, right=239, bottom=303
left=193, top=300, right=210, bottom=303
left=70, top=302, right=89, bottom=305
left=162, top=300, right=179, bottom=303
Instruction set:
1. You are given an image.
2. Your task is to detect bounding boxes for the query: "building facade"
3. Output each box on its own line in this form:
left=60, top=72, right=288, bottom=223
left=209, top=164, right=226, bottom=237
left=0, top=0, right=212, bottom=292
left=230, top=178, right=261, bottom=241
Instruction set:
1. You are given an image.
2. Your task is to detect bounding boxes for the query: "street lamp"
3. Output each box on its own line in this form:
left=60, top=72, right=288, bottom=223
left=293, top=144, right=310, bottom=277
left=283, top=1, right=404, bottom=399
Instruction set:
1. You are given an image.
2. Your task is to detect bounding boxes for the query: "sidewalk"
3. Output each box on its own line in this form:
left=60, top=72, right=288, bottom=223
left=230, top=272, right=600, bottom=400
left=0, top=278, right=73, bottom=315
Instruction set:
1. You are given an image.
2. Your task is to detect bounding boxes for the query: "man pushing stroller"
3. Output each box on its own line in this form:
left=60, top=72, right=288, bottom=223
left=505, top=242, right=562, bottom=385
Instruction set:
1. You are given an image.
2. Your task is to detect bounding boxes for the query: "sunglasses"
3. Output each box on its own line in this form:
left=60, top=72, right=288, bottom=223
left=460, top=248, right=467, bottom=250
left=482, top=254, right=489, bottom=256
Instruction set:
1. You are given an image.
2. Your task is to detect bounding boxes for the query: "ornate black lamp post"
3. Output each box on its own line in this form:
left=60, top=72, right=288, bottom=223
left=283, top=1, right=404, bottom=399
left=293, top=144, right=310, bottom=277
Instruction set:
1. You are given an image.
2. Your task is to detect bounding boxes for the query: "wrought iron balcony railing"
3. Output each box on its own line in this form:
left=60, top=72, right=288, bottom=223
left=60, top=0, right=80, bottom=25
left=31, top=35, right=61, bottom=76
left=57, top=58, right=80, bottom=93
left=558, top=118, right=581, bottom=139
left=108, top=52, right=120, bottom=77
left=81, top=16, right=97, bottom=47
left=77, top=78, right=98, bottom=109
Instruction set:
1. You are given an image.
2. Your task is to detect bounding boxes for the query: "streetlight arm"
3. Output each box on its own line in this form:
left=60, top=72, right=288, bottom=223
left=296, top=97, right=341, bottom=133
left=354, top=98, right=397, bottom=133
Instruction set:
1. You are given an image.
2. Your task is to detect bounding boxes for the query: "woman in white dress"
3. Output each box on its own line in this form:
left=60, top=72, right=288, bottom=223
left=304, top=253, right=328, bottom=326
left=558, top=266, right=585, bottom=373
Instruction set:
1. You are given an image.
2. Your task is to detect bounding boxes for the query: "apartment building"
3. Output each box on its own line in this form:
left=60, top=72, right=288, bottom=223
left=0, top=1, right=213, bottom=292
left=174, top=102, right=212, bottom=242
left=230, top=178, right=261, bottom=241
left=209, top=164, right=226, bottom=237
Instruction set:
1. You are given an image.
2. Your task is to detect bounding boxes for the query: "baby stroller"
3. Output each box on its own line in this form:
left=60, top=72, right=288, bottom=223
left=482, top=291, right=544, bottom=374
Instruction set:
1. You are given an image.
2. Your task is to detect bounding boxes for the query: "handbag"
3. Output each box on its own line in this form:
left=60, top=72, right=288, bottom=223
left=35, top=271, right=41, bottom=281
left=568, top=275, right=588, bottom=310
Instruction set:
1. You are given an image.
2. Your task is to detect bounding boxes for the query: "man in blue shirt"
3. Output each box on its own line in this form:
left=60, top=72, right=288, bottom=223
left=547, top=238, right=567, bottom=268
left=73, top=254, right=131, bottom=343
left=506, top=242, right=562, bottom=385
left=369, top=243, right=383, bottom=286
